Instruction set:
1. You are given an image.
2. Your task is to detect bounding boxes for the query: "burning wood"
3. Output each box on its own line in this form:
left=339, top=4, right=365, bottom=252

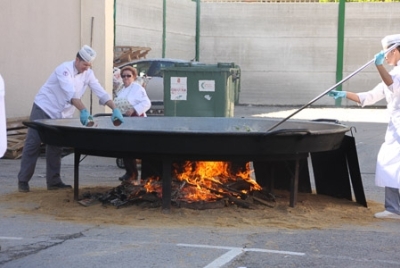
left=88, top=161, right=275, bottom=210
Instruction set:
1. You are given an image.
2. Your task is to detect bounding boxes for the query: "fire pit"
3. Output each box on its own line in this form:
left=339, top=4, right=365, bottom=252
left=93, top=160, right=276, bottom=210
left=24, top=116, right=351, bottom=210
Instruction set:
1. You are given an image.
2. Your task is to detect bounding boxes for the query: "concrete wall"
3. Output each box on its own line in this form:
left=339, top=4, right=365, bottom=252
left=115, top=0, right=196, bottom=60
left=199, top=2, right=400, bottom=106
left=115, top=1, right=400, bottom=107
left=0, top=0, right=114, bottom=119
left=201, top=3, right=339, bottom=106
left=2, top=1, right=400, bottom=119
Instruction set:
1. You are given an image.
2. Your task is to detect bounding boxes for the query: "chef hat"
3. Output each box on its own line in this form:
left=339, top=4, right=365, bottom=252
left=78, top=45, right=96, bottom=63
left=381, top=34, right=400, bottom=49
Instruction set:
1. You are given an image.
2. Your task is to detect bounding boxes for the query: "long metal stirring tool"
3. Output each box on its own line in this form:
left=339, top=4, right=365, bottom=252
left=267, top=44, right=400, bottom=132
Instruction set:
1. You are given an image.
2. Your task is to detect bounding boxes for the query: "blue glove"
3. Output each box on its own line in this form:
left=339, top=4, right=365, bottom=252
left=80, top=109, right=92, bottom=126
left=374, top=51, right=385, bottom=66
left=111, top=108, right=124, bottom=125
left=328, top=90, right=347, bottom=99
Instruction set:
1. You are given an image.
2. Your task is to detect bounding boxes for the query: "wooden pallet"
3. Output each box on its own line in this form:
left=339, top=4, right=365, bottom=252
left=3, top=117, right=74, bottom=159
left=4, top=117, right=29, bottom=159
left=113, top=46, right=151, bottom=67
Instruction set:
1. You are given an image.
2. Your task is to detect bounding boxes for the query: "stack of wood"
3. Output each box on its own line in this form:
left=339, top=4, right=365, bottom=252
left=91, top=177, right=276, bottom=210
left=3, top=117, right=74, bottom=160
left=113, top=46, right=151, bottom=67
left=4, top=117, right=29, bottom=159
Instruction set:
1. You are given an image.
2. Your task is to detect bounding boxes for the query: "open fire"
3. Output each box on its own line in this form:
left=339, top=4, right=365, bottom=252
left=169, top=161, right=260, bottom=202
left=90, top=161, right=274, bottom=209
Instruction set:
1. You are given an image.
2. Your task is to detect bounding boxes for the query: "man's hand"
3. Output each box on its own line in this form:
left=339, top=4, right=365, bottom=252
left=328, top=90, right=347, bottom=99
left=111, top=108, right=124, bottom=126
left=374, top=51, right=385, bottom=66
left=80, top=109, right=92, bottom=126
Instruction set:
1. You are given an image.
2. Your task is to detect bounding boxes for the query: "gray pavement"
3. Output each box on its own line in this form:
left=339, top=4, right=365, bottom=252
left=1, top=105, right=399, bottom=268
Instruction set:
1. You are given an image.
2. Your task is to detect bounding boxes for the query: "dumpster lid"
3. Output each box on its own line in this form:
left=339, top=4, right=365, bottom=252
left=163, top=62, right=239, bottom=71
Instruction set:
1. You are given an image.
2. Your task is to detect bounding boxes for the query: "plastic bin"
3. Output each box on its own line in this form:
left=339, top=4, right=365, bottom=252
left=163, top=62, right=240, bottom=117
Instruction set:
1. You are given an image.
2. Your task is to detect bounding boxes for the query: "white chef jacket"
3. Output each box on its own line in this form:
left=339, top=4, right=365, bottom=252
left=358, top=60, right=400, bottom=188
left=34, top=60, right=111, bottom=119
left=114, top=81, right=151, bottom=116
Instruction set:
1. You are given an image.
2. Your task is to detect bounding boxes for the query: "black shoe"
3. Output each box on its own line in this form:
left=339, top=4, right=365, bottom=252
left=47, top=182, right=72, bottom=190
left=18, top=182, right=30, bottom=192
left=119, top=173, right=131, bottom=181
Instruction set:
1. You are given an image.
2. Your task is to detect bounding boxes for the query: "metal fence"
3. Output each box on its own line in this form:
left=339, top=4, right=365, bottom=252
left=202, top=0, right=399, bottom=2
left=201, top=0, right=318, bottom=2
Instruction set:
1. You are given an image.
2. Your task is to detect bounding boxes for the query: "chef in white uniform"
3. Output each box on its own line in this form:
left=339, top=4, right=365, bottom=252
left=329, top=34, right=400, bottom=219
left=18, top=45, right=124, bottom=193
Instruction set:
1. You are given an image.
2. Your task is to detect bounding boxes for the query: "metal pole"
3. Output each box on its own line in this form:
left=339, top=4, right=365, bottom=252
left=162, top=0, right=166, bottom=58
left=90, top=17, right=94, bottom=115
left=267, top=44, right=400, bottom=132
left=335, top=0, right=346, bottom=107
left=113, top=0, right=116, bottom=47
left=195, top=0, right=200, bottom=61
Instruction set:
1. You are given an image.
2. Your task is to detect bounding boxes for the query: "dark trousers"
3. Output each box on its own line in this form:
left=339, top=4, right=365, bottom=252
left=385, top=187, right=400, bottom=214
left=123, top=157, right=138, bottom=179
left=18, top=103, right=63, bottom=186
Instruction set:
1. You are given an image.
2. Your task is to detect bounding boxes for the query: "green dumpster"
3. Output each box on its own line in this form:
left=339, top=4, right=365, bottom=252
left=163, top=62, right=241, bottom=117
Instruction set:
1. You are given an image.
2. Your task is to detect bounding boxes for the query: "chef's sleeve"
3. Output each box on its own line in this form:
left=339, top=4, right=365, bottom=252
left=357, top=82, right=386, bottom=107
left=87, top=70, right=112, bottom=105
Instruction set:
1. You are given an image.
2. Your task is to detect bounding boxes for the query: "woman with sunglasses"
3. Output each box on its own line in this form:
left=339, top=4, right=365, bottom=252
left=114, top=66, right=151, bottom=182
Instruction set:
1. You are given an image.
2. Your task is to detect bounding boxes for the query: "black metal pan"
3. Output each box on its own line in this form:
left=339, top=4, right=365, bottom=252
left=24, top=116, right=350, bottom=160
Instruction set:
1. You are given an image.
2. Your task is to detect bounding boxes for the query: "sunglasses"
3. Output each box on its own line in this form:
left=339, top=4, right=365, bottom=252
left=121, top=74, right=132, bottom=78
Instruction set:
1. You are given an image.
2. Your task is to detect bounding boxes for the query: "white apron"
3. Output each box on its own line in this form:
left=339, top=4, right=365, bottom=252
left=375, top=113, right=400, bottom=188
left=358, top=61, right=400, bottom=188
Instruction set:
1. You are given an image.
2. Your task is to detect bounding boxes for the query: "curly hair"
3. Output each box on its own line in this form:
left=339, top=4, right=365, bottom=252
left=120, top=66, right=138, bottom=77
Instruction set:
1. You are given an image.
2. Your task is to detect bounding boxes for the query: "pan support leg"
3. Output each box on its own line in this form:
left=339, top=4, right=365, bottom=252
left=289, top=158, right=300, bottom=207
left=74, top=151, right=81, bottom=201
left=254, top=154, right=307, bottom=208
left=161, top=158, right=172, bottom=213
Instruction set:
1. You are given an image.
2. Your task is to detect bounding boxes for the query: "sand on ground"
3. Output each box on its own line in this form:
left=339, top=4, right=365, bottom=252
left=0, top=186, right=385, bottom=230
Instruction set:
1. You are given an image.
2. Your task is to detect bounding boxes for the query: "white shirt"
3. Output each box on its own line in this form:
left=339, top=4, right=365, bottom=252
left=358, top=61, right=400, bottom=143
left=34, top=60, right=111, bottom=119
left=357, top=60, right=400, bottom=188
left=114, top=82, right=151, bottom=116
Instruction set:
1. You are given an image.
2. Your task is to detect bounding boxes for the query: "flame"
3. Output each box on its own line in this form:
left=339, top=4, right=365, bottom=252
left=143, top=177, right=162, bottom=197
left=142, top=161, right=261, bottom=202
left=174, top=161, right=261, bottom=202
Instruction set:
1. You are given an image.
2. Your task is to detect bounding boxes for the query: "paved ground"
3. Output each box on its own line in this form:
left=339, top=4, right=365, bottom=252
left=1, top=105, right=399, bottom=268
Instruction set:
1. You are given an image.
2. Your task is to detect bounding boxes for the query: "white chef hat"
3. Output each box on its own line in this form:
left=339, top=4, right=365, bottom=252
left=78, top=45, right=96, bottom=63
left=381, top=34, right=400, bottom=49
